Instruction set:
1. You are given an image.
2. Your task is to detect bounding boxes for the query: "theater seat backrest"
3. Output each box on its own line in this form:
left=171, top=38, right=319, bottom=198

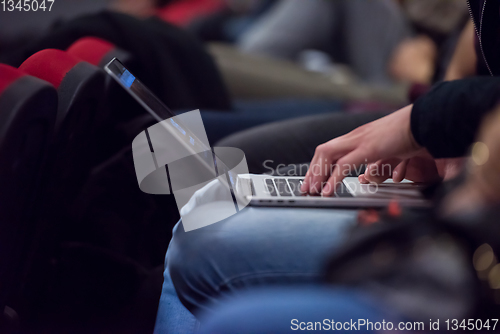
left=19, top=49, right=80, bottom=89
left=0, top=64, right=57, bottom=222
left=0, top=64, right=57, bottom=324
left=19, top=49, right=104, bottom=129
left=19, top=49, right=105, bottom=216
left=67, top=37, right=144, bottom=161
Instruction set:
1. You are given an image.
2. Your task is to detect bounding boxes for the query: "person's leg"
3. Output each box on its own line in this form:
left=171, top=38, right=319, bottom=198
left=167, top=206, right=358, bottom=316
left=237, top=0, right=412, bottom=83
left=341, top=0, right=413, bottom=84
left=216, top=112, right=385, bottom=174
left=237, top=0, right=336, bottom=59
left=208, top=43, right=408, bottom=103
left=154, top=224, right=200, bottom=334
left=199, top=287, right=400, bottom=333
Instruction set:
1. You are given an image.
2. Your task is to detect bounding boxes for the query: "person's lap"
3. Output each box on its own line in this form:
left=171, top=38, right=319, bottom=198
left=166, top=206, right=358, bottom=316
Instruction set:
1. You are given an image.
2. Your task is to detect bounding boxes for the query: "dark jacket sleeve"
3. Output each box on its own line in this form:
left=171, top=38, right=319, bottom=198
left=411, top=77, right=500, bottom=158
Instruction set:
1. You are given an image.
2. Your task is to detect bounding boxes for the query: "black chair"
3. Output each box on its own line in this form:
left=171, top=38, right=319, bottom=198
left=17, top=48, right=151, bottom=333
left=0, top=64, right=57, bottom=332
left=17, top=51, right=107, bottom=327
left=66, top=36, right=141, bottom=163
left=19, top=49, right=105, bottom=220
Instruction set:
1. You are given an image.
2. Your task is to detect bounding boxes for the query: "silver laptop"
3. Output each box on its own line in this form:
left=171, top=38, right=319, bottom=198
left=105, top=58, right=430, bottom=209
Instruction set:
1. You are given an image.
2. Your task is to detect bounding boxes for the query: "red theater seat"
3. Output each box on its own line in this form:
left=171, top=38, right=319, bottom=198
left=156, top=0, right=224, bottom=26
left=19, top=48, right=105, bottom=165
left=67, top=37, right=132, bottom=68
left=19, top=49, right=104, bottom=130
left=0, top=64, right=57, bottom=328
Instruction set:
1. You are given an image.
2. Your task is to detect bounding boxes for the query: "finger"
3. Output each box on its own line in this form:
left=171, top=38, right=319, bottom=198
left=392, top=159, right=408, bottom=183
left=358, top=163, right=377, bottom=184
left=309, top=155, right=332, bottom=195
left=301, top=153, right=320, bottom=193
left=364, top=159, right=400, bottom=184
left=403, top=156, right=441, bottom=183
left=305, top=138, right=361, bottom=194
left=301, top=164, right=312, bottom=192
left=303, top=154, right=324, bottom=194
left=322, top=150, right=368, bottom=197
left=358, top=174, right=369, bottom=184
left=308, top=145, right=350, bottom=195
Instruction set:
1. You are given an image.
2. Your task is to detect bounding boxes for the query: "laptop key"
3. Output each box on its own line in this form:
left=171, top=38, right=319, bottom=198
left=287, top=179, right=306, bottom=196
left=335, top=182, right=353, bottom=198
left=274, top=178, right=293, bottom=196
left=264, top=179, right=277, bottom=196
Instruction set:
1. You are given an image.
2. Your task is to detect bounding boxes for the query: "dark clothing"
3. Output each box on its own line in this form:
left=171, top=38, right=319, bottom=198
left=405, top=1, right=500, bottom=159
left=411, top=77, right=500, bottom=158
left=470, top=0, right=500, bottom=76
left=409, top=1, right=500, bottom=159
left=1, top=11, right=232, bottom=112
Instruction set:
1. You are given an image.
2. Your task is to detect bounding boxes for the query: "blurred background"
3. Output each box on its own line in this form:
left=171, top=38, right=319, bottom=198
left=0, top=0, right=469, bottom=87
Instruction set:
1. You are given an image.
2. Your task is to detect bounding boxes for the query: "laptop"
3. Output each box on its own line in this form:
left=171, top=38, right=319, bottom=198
left=105, top=58, right=429, bottom=208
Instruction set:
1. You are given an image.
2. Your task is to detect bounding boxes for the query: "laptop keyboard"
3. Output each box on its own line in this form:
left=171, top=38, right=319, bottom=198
left=287, top=179, right=305, bottom=196
left=264, top=179, right=278, bottom=196
left=265, top=178, right=353, bottom=198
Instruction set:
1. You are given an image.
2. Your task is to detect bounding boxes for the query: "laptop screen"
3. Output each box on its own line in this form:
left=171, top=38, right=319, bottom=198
left=104, top=58, right=176, bottom=123
left=105, top=58, right=212, bottom=154
left=104, top=58, right=241, bottom=193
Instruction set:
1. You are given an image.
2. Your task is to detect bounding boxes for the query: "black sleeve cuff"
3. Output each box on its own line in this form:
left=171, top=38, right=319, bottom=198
left=410, top=77, right=500, bottom=158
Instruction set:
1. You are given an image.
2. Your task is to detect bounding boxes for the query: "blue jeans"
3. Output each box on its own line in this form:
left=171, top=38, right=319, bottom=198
left=155, top=260, right=200, bottom=334
left=162, top=207, right=358, bottom=319
left=199, top=287, right=399, bottom=333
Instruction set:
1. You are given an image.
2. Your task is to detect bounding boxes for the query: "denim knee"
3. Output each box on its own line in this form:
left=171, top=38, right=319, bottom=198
left=167, top=220, right=225, bottom=313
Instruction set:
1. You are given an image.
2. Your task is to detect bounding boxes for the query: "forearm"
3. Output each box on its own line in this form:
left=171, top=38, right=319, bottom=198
left=411, top=77, right=500, bottom=158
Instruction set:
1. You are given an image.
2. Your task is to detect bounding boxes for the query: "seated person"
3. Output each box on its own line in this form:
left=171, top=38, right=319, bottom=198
left=155, top=7, right=494, bottom=329
left=163, top=75, right=500, bottom=319
left=198, top=105, right=500, bottom=332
